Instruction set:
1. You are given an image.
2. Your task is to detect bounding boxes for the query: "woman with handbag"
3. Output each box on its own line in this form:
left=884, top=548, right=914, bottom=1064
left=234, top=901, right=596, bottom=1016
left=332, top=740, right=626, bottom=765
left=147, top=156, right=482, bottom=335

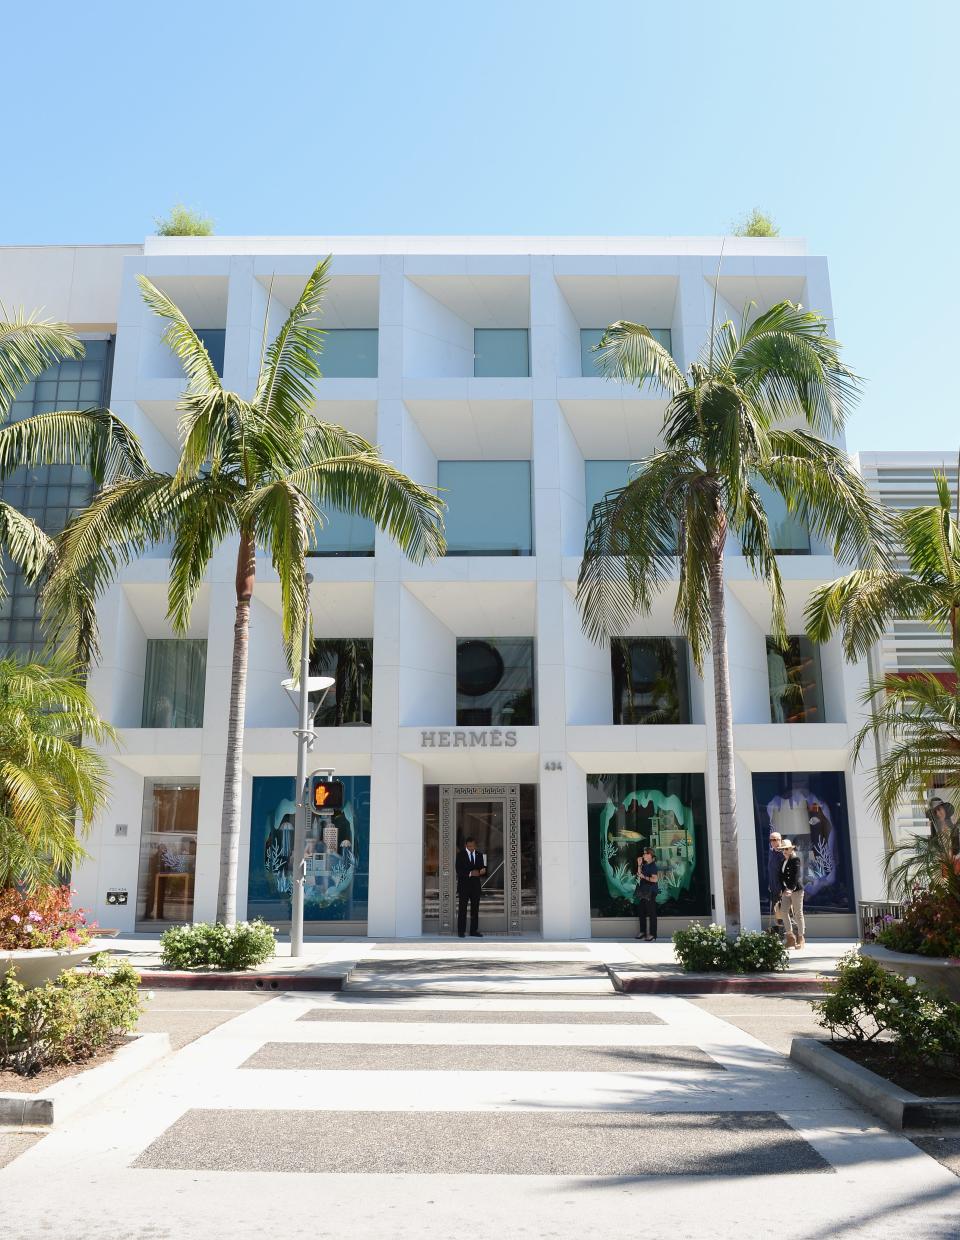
left=779, top=839, right=805, bottom=949
left=635, top=847, right=660, bottom=942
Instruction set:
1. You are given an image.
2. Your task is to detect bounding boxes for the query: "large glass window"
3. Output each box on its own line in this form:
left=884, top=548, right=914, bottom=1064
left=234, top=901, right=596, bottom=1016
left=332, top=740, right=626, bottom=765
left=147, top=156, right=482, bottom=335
left=766, top=636, right=825, bottom=723
left=308, top=509, right=375, bottom=557
left=585, top=460, right=634, bottom=521
left=456, top=638, right=535, bottom=725
left=611, top=638, right=690, bottom=724
left=439, top=460, right=532, bottom=556
left=0, top=338, right=112, bottom=657
left=752, top=771, right=855, bottom=914
left=753, top=478, right=810, bottom=554
left=309, top=639, right=373, bottom=726
left=194, top=328, right=225, bottom=376
left=580, top=327, right=672, bottom=377
left=136, top=781, right=199, bottom=925
left=317, top=329, right=378, bottom=378
left=474, top=329, right=529, bottom=377
left=247, top=775, right=370, bottom=924
left=588, top=773, right=711, bottom=918
left=142, top=639, right=207, bottom=728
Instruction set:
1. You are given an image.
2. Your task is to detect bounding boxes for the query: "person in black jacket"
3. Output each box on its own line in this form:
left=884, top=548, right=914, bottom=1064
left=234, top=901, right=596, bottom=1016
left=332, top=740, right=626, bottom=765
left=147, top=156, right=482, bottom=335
left=635, top=847, right=660, bottom=942
left=455, top=836, right=486, bottom=938
left=766, top=830, right=784, bottom=937
left=779, top=839, right=805, bottom=948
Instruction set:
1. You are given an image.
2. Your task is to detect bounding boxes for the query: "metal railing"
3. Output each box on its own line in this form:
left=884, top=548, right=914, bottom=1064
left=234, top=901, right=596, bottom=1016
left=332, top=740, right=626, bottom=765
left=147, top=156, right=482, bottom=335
left=858, top=900, right=907, bottom=942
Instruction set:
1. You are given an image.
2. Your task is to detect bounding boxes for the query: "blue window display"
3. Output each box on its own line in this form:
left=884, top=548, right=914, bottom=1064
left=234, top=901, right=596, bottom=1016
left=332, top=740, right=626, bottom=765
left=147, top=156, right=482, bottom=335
left=752, top=771, right=855, bottom=914
left=587, top=773, right=711, bottom=916
left=247, top=775, right=370, bottom=922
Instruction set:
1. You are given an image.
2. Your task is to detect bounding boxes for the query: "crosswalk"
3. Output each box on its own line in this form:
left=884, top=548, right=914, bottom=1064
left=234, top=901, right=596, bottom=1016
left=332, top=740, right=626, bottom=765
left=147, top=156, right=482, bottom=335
left=2, top=957, right=959, bottom=1239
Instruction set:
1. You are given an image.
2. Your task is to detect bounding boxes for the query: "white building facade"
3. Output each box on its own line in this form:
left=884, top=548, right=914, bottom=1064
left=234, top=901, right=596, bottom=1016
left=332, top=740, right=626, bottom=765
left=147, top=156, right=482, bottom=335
left=0, top=236, right=886, bottom=938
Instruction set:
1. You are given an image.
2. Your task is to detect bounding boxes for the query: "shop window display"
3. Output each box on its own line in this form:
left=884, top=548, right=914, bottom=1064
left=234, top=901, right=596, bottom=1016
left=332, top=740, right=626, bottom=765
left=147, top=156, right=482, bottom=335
left=246, top=776, right=370, bottom=923
left=136, top=781, right=199, bottom=925
left=752, top=771, right=855, bottom=914
left=587, top=773, right=711, bottom=917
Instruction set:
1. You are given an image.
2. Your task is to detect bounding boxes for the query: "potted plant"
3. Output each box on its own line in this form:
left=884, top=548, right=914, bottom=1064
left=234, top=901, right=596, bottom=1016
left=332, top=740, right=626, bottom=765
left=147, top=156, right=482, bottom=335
left=0, top=885, right=101, bottom=988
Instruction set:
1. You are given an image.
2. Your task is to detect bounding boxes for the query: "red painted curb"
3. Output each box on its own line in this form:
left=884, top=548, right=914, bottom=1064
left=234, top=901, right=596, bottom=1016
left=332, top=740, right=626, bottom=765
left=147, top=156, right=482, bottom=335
left=610, top=972, right=826, bottom=995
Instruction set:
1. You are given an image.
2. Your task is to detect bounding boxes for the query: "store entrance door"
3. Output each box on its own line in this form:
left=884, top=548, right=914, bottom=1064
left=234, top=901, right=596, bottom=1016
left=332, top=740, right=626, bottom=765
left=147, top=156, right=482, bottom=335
left=439, top=784, right=521, bottom=935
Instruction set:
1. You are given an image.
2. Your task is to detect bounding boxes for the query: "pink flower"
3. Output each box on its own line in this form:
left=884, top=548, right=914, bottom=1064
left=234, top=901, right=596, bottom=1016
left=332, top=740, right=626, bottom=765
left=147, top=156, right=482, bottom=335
left=27, top=911, right=42, bottom=922
left=9, top=915, right=20, bottom=924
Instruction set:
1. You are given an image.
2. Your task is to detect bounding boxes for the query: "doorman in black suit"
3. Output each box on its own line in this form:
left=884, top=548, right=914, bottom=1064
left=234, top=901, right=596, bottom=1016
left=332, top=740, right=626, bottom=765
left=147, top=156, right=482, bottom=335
left=456, top=836, right=486, bottom=937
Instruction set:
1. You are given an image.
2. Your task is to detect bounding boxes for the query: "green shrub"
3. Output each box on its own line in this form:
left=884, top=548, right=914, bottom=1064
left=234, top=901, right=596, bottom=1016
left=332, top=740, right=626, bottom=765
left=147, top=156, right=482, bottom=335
left=672, top=923, right=731, bottom=971
left=672, top=923, right=788, bottom=973
left=0, top=954, right=142, bottom=1077
left=159, top=920, right=276, bottom=970
left=876, top=889, right=960, bottom=958
left=730, top=929, right=790, bottom=973
left=814, top=950, right=960, bottom=1071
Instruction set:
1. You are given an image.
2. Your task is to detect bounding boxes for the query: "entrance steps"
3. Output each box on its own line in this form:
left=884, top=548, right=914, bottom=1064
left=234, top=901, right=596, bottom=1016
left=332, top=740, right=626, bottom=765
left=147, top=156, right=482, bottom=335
left=341, top=957, right=620, bottom=997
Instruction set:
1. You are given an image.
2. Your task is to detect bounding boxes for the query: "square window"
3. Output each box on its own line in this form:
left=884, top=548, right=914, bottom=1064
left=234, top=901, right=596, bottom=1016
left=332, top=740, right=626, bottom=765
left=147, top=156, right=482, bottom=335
left=79, top=380, right=101, bottom=402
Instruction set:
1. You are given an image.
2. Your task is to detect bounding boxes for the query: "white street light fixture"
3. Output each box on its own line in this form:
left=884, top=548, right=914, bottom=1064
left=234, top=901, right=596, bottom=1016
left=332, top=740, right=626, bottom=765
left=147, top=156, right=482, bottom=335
left=281, top=576, right=336, bottom=957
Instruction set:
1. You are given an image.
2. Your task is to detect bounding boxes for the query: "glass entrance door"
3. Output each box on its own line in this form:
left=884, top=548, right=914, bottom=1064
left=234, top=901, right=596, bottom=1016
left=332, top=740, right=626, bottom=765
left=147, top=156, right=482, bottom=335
left=455, top=799, right=507, bottom=933
left=438, top=784, right=522, bottom=935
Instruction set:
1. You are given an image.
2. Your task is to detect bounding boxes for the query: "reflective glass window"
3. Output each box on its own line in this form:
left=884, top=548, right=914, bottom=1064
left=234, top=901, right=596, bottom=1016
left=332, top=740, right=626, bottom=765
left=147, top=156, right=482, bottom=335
left=0, top=338, right=112, bottom=657
left=136, top=781, right=199, bottom=925
left=309, top=639, right=373, bottom=726
left=308, top=508, right=375, bottom=557
left=474, top=329, right=529, bottom=377
left=611, top=637, right=690, bottom=724
left=580, top=327, right=672, bottom=376
left=456, top=638, right=535, bottom=725
left=753, top=478, right=810, bottom=554
left=585, top=460, right=634, bottom=518
left=766, top=636, right=825, bottom=723
left=194, top=328, right=226, bottom=376
left=316, top=329, right=378, bottom=378
left=142, top=639, right=207, bottom=728
left=439, top=461, right=532, bottom=555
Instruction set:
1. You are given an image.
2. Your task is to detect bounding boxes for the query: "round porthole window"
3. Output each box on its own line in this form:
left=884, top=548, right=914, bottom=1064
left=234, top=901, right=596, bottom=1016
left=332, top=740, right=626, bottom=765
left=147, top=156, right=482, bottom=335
left=456, top=640, right=505, bottom=697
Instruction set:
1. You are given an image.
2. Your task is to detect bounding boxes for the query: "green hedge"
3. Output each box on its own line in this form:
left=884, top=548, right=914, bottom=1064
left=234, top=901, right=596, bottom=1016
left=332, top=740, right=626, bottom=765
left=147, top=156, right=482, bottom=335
left=159, top=920, right=276, bottom=970
left=0, top=955, right=142, bottom=1077
left=672, top=923, right=789, bottom=973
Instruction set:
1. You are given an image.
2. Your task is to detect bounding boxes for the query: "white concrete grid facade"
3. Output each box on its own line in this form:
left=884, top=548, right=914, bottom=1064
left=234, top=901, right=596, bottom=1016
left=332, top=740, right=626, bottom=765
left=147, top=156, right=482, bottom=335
left=0, top=237, right=886, bottom=937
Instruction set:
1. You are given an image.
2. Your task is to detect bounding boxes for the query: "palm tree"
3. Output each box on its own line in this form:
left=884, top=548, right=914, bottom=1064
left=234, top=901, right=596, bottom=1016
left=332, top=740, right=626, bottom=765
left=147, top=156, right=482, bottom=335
left=806, top=471, right=960, bottom=660
left=0, top=309, right=150, bottom=626
left=577, top=303, right=892, bottom=932
left=809, top=473, right=960, bottom=857
left=0, top=652, right=115, bottom=891
left=44, top=258, right=445, bottom=924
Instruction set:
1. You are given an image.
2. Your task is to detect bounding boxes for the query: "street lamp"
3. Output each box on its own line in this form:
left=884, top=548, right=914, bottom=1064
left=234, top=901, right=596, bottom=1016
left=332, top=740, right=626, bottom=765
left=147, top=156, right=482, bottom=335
left=281, top=574, right=335, bottom=957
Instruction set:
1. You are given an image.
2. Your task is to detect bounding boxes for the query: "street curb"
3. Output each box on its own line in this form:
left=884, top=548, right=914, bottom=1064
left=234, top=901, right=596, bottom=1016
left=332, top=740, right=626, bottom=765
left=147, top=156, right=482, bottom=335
left=608, top=967, right=827, bottom=994
left=133, top=970, right=348, bottom=992
left=0, top=1031, right=171, bottom=1129
left=790, top=1037, right=960, bottom=1129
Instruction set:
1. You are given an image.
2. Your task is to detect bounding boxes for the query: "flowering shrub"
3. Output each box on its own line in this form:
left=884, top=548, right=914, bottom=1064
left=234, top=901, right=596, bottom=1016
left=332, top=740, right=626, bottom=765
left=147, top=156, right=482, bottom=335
left=672, top=923, right=788, bottom=973
left=876, top=889, right=960, bottom=959
left=814, top=950, right=960, bottom=1071
left=159, top=920, right=276, bottom=970
left=0, top=954, right=142, bottom=1076
left=0, top=886, right=97, bottom=951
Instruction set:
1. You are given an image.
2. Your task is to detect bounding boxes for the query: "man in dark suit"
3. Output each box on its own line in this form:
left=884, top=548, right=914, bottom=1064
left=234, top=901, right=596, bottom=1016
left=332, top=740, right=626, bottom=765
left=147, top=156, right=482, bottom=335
left=456, top=836, right=486, bottom=938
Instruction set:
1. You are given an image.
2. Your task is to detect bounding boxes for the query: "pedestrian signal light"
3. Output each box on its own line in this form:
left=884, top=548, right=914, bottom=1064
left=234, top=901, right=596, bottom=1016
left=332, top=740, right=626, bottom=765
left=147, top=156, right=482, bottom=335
left=311, top=778, right=344, bottom=812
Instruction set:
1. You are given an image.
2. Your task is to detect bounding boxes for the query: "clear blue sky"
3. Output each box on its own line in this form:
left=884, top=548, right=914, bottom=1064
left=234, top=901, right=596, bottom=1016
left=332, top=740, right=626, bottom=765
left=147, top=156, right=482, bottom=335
left=4, top=0, right=957, bottom=452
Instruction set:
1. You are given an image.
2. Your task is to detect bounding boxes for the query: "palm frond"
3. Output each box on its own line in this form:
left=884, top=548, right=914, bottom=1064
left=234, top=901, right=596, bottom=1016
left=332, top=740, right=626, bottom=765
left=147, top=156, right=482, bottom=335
left=0, top=407, right=151, bottom=485
left=726, top=301, right=862, bottom=434
left=255, top=258, right=330, bottom=428
left=576, top=451, right=687, bottom=644
left=805, top=571, right=937, bottom=660
left=137, top=275, right=223, bottom=394
left=243, top=479, right=316, bottom=669
left=0, top=500, right=54, bottom=586
left=592, top=321, right=686, bottom=397
left=0, top=310, right=82, bottom=414
left=166, top=478, right=242, bottom=632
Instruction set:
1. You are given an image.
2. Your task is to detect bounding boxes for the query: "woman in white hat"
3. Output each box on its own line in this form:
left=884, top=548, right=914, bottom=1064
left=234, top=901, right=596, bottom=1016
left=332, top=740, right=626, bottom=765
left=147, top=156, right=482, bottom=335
left=779, top=839, right=805, bottom=949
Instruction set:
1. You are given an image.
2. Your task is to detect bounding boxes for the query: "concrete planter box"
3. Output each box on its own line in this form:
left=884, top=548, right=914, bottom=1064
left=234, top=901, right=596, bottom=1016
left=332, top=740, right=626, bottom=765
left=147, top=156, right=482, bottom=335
left=0, top=946, right=100, bottom=989
left=791, top=1037, right=960, bottom=1129
left=861, top=943, right=960, bottom=1002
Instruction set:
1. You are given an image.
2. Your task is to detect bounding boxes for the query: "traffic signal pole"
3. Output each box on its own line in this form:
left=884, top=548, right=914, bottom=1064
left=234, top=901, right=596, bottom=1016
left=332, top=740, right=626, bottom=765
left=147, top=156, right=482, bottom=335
left=290, top=578, right=314, bottom=959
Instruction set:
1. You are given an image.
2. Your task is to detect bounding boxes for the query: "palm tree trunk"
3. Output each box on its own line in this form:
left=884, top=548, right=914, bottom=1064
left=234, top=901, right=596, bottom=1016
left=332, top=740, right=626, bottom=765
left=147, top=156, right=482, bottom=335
left=707, top=541, right=741, bottom=934
left=216, top=531, right=256, bottom=925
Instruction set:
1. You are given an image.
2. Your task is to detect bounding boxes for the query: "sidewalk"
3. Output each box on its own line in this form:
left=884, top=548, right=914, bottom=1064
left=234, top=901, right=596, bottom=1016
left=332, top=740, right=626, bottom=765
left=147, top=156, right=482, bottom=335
left=92, top=934, right=857, bottom=993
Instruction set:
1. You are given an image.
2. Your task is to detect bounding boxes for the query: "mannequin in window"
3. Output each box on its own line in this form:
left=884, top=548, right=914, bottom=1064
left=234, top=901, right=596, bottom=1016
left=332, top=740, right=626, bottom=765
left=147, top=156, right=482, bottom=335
left=767, top=648, right=790, bottom=723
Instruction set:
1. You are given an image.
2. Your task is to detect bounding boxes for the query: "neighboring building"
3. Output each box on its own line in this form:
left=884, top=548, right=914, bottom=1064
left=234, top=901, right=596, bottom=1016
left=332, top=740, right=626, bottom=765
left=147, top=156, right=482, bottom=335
left=857, top=452, right=960, bottom=840
left=0, top=236, right=881, bottom=938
